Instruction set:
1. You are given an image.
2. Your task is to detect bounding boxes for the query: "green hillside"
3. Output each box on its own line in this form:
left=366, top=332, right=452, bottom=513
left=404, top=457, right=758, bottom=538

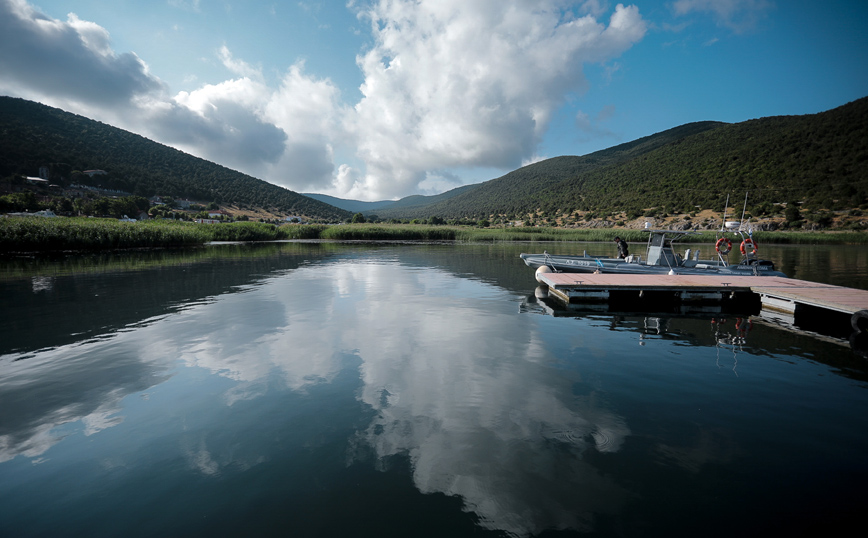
left=539, top=97, right=868, bottom=217
left=2, top=95, right=866, bottom=227
left=373, top=98, right=868, bottom=222
left=369, top=122, right=724, bottom=219
left=0, top=97, right=350, bottom=221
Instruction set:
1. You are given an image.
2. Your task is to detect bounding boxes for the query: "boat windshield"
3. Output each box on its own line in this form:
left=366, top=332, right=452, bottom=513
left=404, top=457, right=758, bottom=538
left=643, top=227, right=757, bottom=267
left=644, top=230, right=695, bottom=266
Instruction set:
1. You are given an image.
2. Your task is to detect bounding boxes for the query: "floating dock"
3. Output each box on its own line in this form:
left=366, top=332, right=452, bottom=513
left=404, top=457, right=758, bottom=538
left=535, top=273, right=868, bottom=335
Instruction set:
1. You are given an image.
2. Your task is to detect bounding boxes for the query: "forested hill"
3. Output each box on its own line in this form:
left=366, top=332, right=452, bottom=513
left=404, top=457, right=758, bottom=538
left=378, top=121, right=725, bottom=219
left=3, top=95, right=866, bottom=224
left=0, top=97, right=350, bottom=221
left=372, top=97, right=868, bottom=221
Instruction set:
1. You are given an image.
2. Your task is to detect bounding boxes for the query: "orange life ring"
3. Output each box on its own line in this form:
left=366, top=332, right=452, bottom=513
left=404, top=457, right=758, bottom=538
left=715, top=238, right=732, bottom=255
left=740, top=238, right=758, bottom=255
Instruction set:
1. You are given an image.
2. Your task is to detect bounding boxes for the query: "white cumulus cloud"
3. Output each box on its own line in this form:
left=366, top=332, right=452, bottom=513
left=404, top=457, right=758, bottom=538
left=0, top=0, right=163, bottom=116
left=348, top=0, right=647, bottom=198
left=0, top=0, right=648, bottom=201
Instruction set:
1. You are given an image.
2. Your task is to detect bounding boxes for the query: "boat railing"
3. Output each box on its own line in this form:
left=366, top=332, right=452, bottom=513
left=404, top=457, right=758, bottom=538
left=542, top=251, right=562, bottom=273
left=714, top=227, right=761, bottom=266
left=643, top=228, right=765, bottom=270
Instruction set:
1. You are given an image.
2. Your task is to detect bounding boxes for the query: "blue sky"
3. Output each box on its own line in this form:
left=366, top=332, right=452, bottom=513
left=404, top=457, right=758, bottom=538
left=1, top=0, right=866, bottom=201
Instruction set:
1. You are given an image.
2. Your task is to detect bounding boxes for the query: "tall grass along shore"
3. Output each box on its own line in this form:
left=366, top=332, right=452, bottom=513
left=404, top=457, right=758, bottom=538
left=2, top=216, right=866, bottom=254
left=1, top=217, right=276, bottom=253
left=286, top=223, right=866, bottom=244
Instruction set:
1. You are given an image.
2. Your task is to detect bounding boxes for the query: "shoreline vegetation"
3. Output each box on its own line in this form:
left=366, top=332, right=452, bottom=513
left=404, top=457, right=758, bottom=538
left=2, top=216, right=868, bottom=254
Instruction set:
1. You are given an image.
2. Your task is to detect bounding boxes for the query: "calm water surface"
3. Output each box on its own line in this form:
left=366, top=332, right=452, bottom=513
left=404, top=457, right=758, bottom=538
left=1, top=242, right=867, bottom=537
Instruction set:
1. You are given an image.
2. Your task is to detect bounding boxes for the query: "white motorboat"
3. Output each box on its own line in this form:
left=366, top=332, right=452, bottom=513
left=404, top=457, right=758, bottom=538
left=519, top=226, right=787, bottom=279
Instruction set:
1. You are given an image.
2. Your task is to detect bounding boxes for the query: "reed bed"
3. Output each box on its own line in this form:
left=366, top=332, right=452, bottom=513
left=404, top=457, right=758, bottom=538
left=207, top=221, right=285, bottom=242
left=635, top=229, right=868, bottom=245
left=1, top=217, right=284, bottom=252
left=280, top=224, right=329, bottom=240
left=454, top=227, right=632, bottom=242
left=452, top=227, right=868, bottom=244
left=2, top=217, right=866, bottom=254
left=1, top=217, right=207, bottom=252
left=315, top=224, right=458, bottom=241
left=282, top=224, right=635, bottom=242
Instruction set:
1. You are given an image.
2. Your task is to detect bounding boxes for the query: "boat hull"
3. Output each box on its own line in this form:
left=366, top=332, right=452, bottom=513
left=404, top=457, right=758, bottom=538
left=519, top=253, right=787, bottom=277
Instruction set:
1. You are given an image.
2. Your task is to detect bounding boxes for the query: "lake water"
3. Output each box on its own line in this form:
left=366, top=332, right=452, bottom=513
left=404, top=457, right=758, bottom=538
left=1, top=241, right=867, bottom=537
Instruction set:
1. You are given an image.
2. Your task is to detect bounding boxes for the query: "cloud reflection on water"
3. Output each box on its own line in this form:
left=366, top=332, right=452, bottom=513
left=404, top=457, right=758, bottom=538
left=336, top=263, right=632, bottom=536
left=1, top=259, right=632, bottom=535
left=0, top=338, right=170, bottom=462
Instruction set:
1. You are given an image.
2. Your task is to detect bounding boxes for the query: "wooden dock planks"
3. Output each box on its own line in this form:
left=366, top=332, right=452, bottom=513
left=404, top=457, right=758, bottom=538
left=537, top=273, right=868, bottom=316
left=750, top=279, right=868, bottom=315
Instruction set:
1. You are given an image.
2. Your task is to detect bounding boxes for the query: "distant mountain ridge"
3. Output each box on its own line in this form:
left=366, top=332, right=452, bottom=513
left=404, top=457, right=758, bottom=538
left=301, top=193, right=402, bottom=213
left=304, top=183, right=481, bottom=214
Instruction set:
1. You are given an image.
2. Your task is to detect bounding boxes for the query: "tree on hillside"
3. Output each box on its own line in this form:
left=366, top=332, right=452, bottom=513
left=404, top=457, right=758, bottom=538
left=785, top=203, right=801, bottom=223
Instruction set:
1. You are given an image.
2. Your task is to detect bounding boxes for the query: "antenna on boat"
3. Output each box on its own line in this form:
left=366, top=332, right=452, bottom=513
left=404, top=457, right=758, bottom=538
left=720, top=194, right=730, bottom=231
left=740, top=192, right=749, bottom=226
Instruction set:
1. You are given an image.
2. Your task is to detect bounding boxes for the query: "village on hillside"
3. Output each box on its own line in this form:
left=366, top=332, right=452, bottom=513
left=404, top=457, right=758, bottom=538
left=1, top=167, right=309, bottom=224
